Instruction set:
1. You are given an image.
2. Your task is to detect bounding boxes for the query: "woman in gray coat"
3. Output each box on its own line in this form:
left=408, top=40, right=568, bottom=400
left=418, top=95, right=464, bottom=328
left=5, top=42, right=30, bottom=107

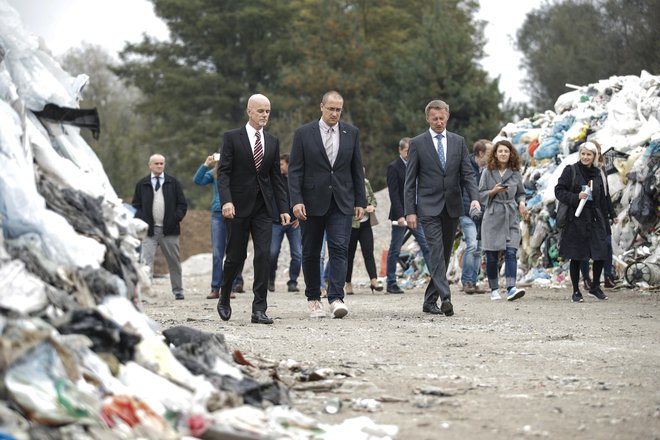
left=554, top=141, right=609, bottom=303
left=479, top=140, right=529, bottom=301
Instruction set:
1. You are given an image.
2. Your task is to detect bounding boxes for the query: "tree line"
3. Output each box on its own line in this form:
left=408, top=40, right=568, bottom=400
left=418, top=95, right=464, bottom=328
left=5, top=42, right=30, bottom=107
left=60, top=0, right=658, bottom=209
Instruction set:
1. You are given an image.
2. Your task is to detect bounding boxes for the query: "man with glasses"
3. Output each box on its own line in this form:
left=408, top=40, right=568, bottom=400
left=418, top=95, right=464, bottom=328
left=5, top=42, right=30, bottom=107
left=289, top=91, right=367, bottom=319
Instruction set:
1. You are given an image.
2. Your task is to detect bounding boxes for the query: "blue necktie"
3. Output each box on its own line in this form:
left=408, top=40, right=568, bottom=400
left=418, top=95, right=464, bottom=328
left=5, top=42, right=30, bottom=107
left=154, top=177, right=161, bottom=192
left=436, top=134, right=445, bottom=169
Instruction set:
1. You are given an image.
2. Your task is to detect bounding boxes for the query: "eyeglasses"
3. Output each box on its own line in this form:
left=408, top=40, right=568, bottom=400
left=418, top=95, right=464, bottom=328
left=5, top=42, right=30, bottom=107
left=324, top=106, right=343, bottom=114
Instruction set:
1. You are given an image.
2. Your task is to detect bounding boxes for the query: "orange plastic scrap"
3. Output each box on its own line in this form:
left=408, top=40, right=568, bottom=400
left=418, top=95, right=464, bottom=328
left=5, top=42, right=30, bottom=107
left=101, top=395, right=161, bottom=429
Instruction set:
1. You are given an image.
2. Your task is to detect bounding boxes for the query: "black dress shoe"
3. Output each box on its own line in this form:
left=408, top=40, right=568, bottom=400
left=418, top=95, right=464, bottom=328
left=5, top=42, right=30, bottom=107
left=387, top=285, right=404, bottom=294
left=268, top=281, right=275, bottom=292
left=422, top=303, right=443, bottom=314
left=217, top=301, right=232, bottom=321
left=440, top=300, right=454, bottom=316
left=251, top=311, right=274, bottom=324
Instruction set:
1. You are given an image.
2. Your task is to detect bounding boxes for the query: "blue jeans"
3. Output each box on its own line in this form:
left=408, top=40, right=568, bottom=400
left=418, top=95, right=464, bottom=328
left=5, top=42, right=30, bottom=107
left=485, top=247, right=518, bottom=290
left=211, top=211, right=243, bottom=291
left=459, top=216, right=481, bottom=286
left=270, top=223, right=302, bottom=284
left=386, top=223, right=431, bottom=288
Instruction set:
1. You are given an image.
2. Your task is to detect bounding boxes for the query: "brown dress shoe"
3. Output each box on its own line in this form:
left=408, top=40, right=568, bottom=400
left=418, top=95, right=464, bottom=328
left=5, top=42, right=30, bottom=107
left=206, top=290, right=219, bottom=299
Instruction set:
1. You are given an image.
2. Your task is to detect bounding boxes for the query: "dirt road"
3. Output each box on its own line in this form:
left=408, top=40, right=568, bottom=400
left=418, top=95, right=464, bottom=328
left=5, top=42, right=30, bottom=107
left=142, top=275, right=660, bottom=439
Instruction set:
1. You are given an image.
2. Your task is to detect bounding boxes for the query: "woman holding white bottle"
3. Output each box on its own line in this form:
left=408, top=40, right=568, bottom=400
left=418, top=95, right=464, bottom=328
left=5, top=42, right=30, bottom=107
left=554, top=141, right=609, bottom=303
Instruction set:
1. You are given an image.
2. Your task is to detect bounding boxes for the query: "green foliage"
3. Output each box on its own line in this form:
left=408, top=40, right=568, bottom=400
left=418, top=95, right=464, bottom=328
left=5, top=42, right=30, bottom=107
left=516, top=0, right=660, bottom=110
left=115, top=0, right=503, bottom=199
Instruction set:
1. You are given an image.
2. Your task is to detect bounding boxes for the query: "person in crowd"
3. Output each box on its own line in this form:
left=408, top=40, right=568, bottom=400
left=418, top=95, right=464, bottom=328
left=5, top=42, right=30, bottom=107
left=479, top=139, right=529, bottom=301
left=193, top=154, right=244, bottom=300
left=404, top=99, right=480, bottom=317
left=132, top=154, right=188, bottom=300
left=578, top=140, right=618, bottom=289
left=386, top=137, right=432, bottom=294
left=555, top=141, right=610, bottom=302
left=269, top=153, right=302, bottom=293
left=216, top=93, right=290, bottom=324
left=459, top=139, right=493, bottom=294
left=345, top=170, right=383, bottom=294
left=289, top=90, right=367, bottom=319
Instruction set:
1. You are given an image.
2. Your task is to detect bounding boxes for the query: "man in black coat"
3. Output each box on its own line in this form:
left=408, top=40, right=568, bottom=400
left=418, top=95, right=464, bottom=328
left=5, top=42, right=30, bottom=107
left=216, top=94, right=290, bottom=324
left=288, top=90, right=367, bottom=319
left=132, top=154, right=188, bottom=300
left=385, top=137, right=432, bottom=294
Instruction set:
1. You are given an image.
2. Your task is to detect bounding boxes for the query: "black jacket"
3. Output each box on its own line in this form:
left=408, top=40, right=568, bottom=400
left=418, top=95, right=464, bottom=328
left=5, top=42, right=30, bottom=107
left=132, top=174, right=188, bottom=236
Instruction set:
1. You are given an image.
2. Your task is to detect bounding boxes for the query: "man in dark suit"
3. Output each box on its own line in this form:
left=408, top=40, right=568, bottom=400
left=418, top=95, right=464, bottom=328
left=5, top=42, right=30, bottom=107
left=404, top=99, right=480, bottom=316
left=289, top=90, right=367, bottom=319
left=216, top=94, right=290, bottom=325
left=386, top=137, right=432, bottom=294
left=132, top=154, right=188, bottom=300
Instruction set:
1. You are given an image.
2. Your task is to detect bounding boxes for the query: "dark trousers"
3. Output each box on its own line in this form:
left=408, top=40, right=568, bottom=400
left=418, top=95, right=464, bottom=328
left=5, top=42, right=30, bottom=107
left=300, top=197, right=353, bottom=303
left=220, top=193, right=271, bottom=312
left=346, top=221, right=377, bottom=282
left=420, top=209, right=459, bottom=306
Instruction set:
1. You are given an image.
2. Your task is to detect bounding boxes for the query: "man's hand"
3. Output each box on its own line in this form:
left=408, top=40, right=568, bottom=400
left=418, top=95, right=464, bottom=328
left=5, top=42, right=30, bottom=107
left=470, top=200, right=481, bottom=212
left=406, top=214, right=417, bottom=230
left=291, top=219, right=300, bottom=228
left=355, top=207, right=365, bottom=219
left=397, top=217, right=406, bottom=227
left=365, top=205, right=376, bottom=213
left=280, top=213, right=291, bottom=225
left=293, top=203, right=307, bottom=221
left=222, top=202, right=235, bottom=219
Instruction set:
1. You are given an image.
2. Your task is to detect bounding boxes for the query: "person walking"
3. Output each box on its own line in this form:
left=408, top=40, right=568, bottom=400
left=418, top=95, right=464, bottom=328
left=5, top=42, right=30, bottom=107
left=404, top=99, right=480, bottom=316
left=345, top=173, right=383, bottom=295
left=216, top=94, right=290, bottom=324
left=385, top=137, right=432, bottom=294
left=132, top=154, right=188, bottom=300
left=289, top=90, right=367, bottom=319
left=459, top=139, right=493, bottom=294
left=478, top=139, right=529, bottom=301
left=555, top=141, right=610, bottom=302
left=269, top=153, right=302, bottom=293
left=193, top=154, right=244, bottom=300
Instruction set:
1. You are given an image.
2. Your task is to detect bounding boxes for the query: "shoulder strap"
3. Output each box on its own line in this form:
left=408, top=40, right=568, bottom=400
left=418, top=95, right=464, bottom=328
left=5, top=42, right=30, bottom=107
left=569, top=164, right=577, bottom=188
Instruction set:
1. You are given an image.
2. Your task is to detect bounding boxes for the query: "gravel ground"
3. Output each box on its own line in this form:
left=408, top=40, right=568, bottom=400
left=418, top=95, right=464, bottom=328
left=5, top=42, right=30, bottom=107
left=142, top=272, right=660, bottom=440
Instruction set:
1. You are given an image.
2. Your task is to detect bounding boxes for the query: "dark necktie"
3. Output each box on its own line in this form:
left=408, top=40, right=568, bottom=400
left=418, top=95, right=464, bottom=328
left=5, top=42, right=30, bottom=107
left=436, top=134, right=445, bottom=169
left=154, top=177, right=161, bottom=192
left=254, top=131, right=263, bottom=169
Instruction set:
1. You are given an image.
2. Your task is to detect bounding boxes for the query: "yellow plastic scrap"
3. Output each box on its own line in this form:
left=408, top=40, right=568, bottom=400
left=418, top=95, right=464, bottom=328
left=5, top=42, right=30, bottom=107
left=571, top=123, right=590, bottom=141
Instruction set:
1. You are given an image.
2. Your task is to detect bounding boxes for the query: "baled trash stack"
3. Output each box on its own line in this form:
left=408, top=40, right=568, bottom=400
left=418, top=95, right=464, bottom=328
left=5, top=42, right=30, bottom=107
left=0, top=2, right=398, bottom=439
left=446, top=71, right=659, bottom=289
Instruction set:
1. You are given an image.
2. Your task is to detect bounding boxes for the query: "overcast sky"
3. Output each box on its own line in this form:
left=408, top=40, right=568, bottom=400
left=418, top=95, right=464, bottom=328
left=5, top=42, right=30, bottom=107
left=7, top=0, right=544, bottom=103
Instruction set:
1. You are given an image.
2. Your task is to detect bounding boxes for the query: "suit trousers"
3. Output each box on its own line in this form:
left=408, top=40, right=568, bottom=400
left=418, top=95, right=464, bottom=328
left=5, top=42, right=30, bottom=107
left=140, top=226, right=183, bottom=297
left=300, top=197, right=353, bottom=303
left=420, top=209, right=459, bottom=306
left=220, top=192, right=271, bottom=312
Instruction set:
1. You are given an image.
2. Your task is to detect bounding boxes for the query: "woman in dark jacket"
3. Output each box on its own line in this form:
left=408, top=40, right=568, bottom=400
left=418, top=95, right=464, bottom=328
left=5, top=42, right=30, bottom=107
left=555, top=142, right=609, bottom=302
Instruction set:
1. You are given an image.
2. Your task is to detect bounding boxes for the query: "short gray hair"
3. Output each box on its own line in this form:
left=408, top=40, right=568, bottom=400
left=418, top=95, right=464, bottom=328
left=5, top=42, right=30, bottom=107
left=424, top=99, right=450, bottom=117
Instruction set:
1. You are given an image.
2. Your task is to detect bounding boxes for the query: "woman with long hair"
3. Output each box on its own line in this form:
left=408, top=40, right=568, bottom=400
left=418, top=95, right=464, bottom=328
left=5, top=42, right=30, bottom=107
left=479, top=139, right=529, bottom=301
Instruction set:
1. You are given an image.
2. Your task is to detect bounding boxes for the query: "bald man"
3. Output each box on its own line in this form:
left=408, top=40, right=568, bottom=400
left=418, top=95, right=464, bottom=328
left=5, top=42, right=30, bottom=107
left=132, top=154, right=188, bottom=300
left=216, top=94, right=290, bottom=324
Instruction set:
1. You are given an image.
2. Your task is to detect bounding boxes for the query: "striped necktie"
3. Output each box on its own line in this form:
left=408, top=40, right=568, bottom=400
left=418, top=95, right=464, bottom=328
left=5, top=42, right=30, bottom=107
left=254, top=131, right=263, bottom=169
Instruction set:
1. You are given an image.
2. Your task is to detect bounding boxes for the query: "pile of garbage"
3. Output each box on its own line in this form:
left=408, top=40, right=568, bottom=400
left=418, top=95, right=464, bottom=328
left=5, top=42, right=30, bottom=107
left=448, top=71, right=660, bottom=289
left=0, top=2, right=397, bottom=438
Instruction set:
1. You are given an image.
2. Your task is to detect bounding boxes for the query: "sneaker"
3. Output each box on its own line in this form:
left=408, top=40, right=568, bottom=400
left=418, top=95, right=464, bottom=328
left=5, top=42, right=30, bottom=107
left=174, top=293, right=185, bottom=300
left=490, top=289, right=501, bottom=301
left=268, top=280, right=275, bottom=292
left=582, top=278, right=593, bottom=291
left=588, top=286, right=608, bottom=300
left=330, top=300, right=348, bottom=319
left=604, top=276, right=616, bottom=288
left=308, top=300, right=326, bottom=318
left=572, top=291, right=584, bottom=303
left=320, top=288, right=327, bottom=298
left=506, top=286, right=525, bottom=301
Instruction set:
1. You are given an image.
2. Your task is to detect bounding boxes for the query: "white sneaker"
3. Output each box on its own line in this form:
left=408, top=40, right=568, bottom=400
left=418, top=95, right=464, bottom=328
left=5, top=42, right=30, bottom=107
left=490, top=289, right=501, bottom=301
left=330, top=300, right=348, bottom=319
left=308, top=300, right=326, bottom=318
left=506, top=286, right=525, bottom=301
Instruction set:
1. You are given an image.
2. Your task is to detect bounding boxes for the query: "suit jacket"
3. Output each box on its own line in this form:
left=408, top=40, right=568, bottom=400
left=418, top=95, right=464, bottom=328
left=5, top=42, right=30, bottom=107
left=132, top=173, right=187, bottom=236
left=404, top=130, right=478, bottom=218
left=387, top=156, right=406, bottom=221
left=288, top=120, right=367, bottom=216
left=217, top=126, right=288, bottom=218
